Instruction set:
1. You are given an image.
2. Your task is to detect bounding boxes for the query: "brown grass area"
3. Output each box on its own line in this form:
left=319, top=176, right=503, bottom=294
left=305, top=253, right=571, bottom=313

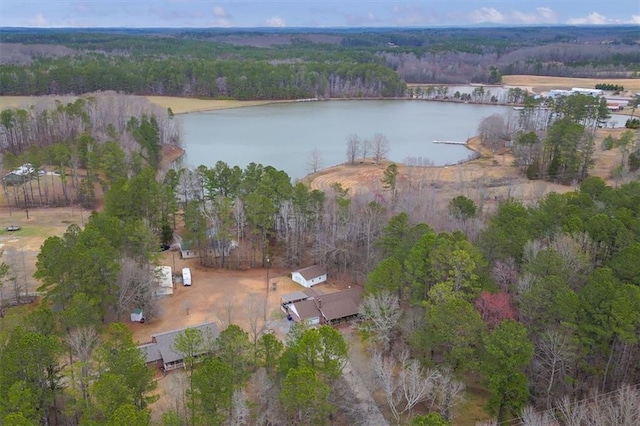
left=0, top=206, right=89, bottom=294
left=306, top=129, right=627, bottom=207
left=502, top=75, right=640, bottom=93
left=0, top=96, right=287, bottom=114
left=144, top=97, right=288, bottom=114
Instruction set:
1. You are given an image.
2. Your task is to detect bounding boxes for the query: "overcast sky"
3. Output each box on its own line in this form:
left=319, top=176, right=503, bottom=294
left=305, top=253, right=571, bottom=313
left=0, top=0, right=638, bottom=28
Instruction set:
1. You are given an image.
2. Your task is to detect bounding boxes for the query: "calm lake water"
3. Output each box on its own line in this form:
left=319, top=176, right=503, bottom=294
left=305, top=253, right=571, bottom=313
left=181, top=100, right=510, bottom=179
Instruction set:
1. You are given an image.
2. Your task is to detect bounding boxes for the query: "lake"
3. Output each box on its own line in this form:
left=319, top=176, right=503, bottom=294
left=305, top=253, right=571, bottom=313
left=180, top=100, right=584, bottom=180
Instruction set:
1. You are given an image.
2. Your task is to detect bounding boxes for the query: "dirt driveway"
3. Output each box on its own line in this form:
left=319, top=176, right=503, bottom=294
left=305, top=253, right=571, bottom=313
left=129, top=253, right=350, bottom=344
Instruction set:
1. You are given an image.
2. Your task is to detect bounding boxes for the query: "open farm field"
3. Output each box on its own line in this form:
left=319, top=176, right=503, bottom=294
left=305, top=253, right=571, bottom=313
left=0, top=95, right=79, bottom=110
left=144, top=96, right=286, bottom=114
left=502, top=75, right=640, bottom=93
left=0, top=96, right=283, bottom=114
left=0, top=206, right=88, bottom=296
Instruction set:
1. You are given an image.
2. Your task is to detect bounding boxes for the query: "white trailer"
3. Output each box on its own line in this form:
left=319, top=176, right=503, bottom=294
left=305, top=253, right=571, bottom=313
left=182, top=268, right=192, bottom=286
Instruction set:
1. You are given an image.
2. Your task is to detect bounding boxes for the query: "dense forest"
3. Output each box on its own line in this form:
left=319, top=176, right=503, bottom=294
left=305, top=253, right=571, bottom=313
left=1, top=90, right=640, bottom=424
left=1, top=26, right=639, bottom=97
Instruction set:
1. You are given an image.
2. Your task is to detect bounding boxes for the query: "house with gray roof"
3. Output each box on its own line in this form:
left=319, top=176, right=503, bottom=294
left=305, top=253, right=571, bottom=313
left=137, top=321, right=220, bottom=371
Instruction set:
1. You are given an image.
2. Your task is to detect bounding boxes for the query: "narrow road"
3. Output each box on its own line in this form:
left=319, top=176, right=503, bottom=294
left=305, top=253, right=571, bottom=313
left=341, top=359, right=389, bottom=426
left=341, top=327, right=389, bottom=426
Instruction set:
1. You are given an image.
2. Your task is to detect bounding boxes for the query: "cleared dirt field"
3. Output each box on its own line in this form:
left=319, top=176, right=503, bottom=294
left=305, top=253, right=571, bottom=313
left=502, top=75, right=640, bottom=94
left=0, top=206, right=89, bottom=297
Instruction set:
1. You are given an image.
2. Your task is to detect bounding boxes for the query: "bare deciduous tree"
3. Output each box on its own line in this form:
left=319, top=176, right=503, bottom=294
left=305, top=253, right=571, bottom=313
left=372, top=350, right=445, bottom=420
left=221, top=295, right=236, bottom=328
left=478, top=113, right=508, bottom=150
left=433, top=368, right=466, bottom=421
left=2, top=247, right=28, bottom=303
left=371, top=350, right=401, bottom=423
left=359, top=291, right=402, bottom=353
left=308, top=148, right=323, bottom=173
left=346, top=134, right=361, bottom=165
left=116, top=257, right=157, bottom=321
left=247, top=294, right=266, bottom=364
left=534, top=330, right=577, bottom=409
left=371, top=133, right=390, bottom=164
left=492, top=258, right=519, bottom=293
left=399, top=355, right=438, bottom=415
left=520, top=405, right=554, bottom=426
left=361, top=138, right=372, bottom=162
left=66, top=326, right=100, bottom=363
left=65, top=326, right=100, bottom=402
left=558, top=385, right=640, bottom=426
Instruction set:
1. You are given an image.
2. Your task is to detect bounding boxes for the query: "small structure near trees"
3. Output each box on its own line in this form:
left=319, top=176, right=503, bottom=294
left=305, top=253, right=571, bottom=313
left=2, top=163, right=37, bottom=186
left=292, top=265, right=327, bottom=288
left=130, top=308, right=144, bottom=323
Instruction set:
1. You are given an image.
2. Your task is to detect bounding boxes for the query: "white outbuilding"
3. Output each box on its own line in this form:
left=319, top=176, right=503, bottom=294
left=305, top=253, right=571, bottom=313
left=291, top=265, right=327, bottom=288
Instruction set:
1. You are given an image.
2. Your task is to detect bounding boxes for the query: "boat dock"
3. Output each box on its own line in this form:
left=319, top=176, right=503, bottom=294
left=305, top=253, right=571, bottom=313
left=433, top=140, right=467, bottom=145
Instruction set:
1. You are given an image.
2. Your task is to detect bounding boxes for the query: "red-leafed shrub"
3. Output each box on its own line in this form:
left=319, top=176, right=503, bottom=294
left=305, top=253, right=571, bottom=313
left=475, top=291, right=516, bottom=328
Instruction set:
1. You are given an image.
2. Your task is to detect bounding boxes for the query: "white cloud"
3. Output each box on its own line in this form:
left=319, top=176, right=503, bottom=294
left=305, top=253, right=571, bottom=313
left=536, top=7, right=557, bottom=22
left=210, top=6, right=231, bottom=27
left=469, top=7, right=505, bottom=24
left=265, top=16, right=286, bottom=27
left=512, top=7, right=558, bottom=24
left=470, top=7, right=558, bottom=25
left=28, top=14, right=48, bottom=26
left=213, top=6, right=227, bottom=19
left=567, top=12, right=640, bottom=25
left=567, top=12, right=608, bottom=25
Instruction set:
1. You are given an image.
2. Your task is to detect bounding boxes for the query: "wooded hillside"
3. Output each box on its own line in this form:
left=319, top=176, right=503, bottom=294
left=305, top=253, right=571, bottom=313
left=1, top=26, right=638, bottom=97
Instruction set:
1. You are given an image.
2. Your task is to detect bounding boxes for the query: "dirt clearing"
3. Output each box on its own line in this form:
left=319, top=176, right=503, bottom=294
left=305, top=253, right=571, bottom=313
left=502, top=75, right=640, bottom=94
left=0, top=206, right=89, bottom=296
left=129, top=254, right=350, bottom=344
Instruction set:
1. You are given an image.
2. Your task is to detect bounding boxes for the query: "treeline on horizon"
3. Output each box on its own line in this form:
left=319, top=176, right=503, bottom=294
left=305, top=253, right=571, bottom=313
left=0, top=26, right=639, bottom=97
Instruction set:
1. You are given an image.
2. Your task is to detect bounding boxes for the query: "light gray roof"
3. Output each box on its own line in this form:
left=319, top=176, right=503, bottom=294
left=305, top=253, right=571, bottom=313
left=295, top=265, right=327, bottom=281
left=150, top=322, right=220, bottom=364
left=138, top=342, right=162, bottom=363
left=281, top=291, right=309, bottom=304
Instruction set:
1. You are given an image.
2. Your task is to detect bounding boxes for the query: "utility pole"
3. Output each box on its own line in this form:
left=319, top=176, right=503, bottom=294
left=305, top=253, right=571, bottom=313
left=264, top=257, right=270, bottom=322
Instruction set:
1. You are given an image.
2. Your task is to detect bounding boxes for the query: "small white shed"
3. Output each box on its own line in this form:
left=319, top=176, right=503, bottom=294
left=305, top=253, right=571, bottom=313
left=130, top=308, right=144, bottom=322
left=292, top=265, right=327, bottom=288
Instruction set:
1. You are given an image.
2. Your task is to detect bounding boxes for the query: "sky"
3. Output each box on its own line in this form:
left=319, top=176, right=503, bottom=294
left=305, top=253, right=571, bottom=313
left=0, top=0, right=638, bottom=28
